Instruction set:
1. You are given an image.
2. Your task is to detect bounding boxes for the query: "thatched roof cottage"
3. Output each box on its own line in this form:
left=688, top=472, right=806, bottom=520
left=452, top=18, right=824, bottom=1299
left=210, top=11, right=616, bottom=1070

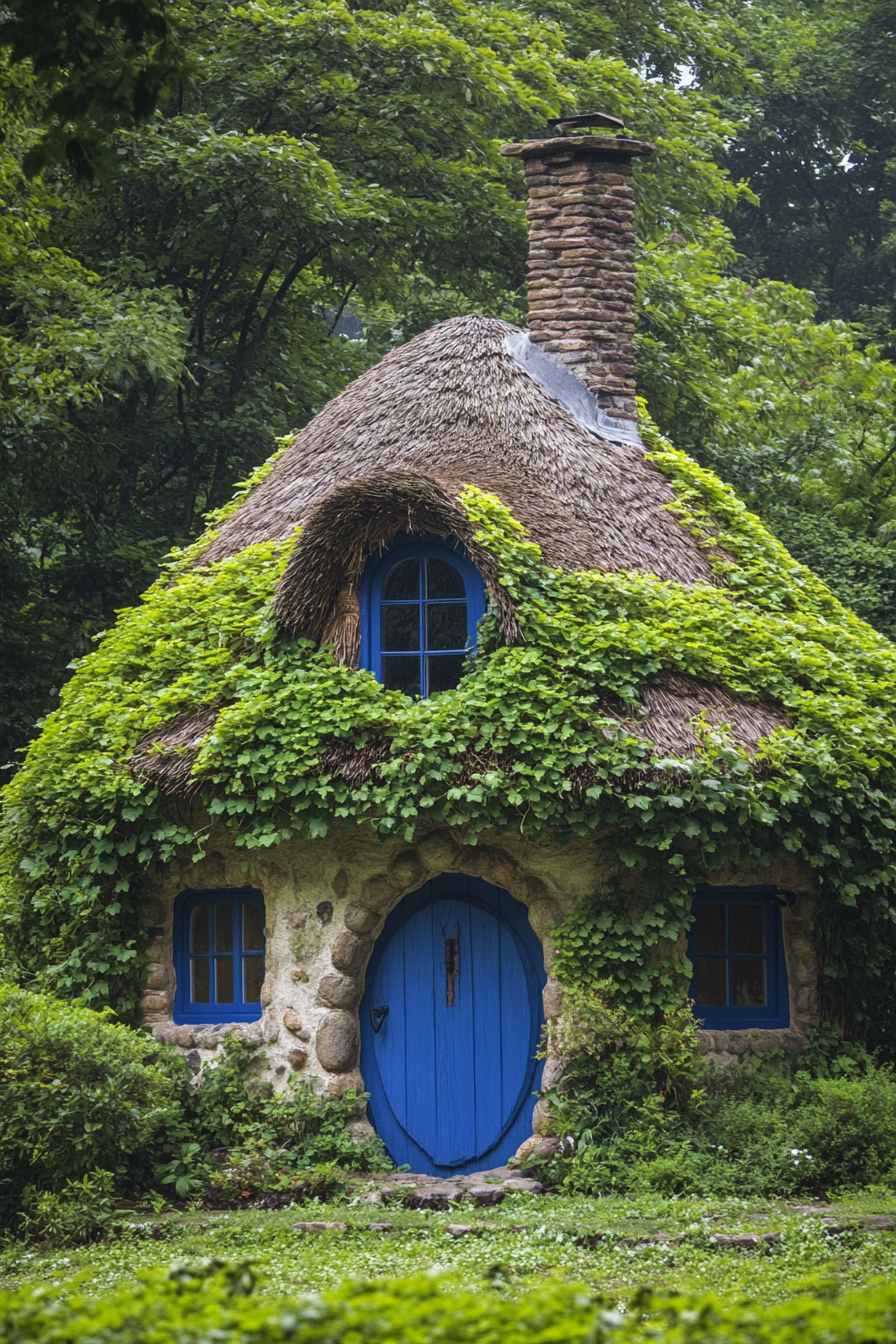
left=5, top=123, right=896, bottom=1176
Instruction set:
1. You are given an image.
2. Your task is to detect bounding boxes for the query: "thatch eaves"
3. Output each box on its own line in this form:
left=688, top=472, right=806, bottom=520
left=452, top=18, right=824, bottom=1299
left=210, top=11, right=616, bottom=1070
left=273, top=470, right=522, bottom=665
left=132, top=674, right=789, bottom=798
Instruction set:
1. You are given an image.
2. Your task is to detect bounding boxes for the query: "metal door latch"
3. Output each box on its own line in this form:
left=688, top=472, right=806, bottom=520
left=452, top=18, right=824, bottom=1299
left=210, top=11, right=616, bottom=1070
left=370, top=1005, right=389, bottom=1033
left=445, top=935, right=460, bottom=1006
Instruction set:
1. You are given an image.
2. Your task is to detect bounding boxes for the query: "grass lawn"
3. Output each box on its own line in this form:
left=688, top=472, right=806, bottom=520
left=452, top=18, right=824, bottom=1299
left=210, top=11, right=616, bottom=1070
left=3, top=1188, right=896, bottom=1305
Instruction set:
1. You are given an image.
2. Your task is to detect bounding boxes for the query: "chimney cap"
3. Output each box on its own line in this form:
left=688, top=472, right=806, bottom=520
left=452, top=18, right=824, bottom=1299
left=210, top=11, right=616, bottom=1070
left=546, top=110, right=625, bottom=133
left=500, top=135, right=655, bottom=160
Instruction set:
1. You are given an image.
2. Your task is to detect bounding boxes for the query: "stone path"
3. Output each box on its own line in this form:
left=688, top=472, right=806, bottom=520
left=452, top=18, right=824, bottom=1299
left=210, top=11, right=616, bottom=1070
left=360, top=1167, right=543, bottom=1210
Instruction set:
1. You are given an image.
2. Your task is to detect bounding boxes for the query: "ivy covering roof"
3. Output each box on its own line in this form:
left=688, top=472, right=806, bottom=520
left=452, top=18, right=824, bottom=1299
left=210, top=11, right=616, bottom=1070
left=3, top=314, right=896, bottom=1031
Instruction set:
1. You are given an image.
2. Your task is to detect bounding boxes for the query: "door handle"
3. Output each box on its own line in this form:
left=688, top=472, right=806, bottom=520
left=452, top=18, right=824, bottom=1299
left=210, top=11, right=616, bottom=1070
left=445, top=934, right=459, bottom=1006
left=370, top=1005, right=389, bottom=1034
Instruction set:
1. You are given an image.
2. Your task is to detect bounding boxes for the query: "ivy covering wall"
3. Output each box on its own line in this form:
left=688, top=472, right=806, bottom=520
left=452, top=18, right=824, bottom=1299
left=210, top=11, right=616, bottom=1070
left=3, top=419, right=896, bottom=1039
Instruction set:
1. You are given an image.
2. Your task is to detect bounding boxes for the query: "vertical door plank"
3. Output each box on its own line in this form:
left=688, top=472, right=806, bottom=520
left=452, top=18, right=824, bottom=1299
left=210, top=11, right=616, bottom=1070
left=469, top=897, right=504, bottom=1156
left=403, top=898, right=439, bottom=1157
left=432, top=896, right=477, bottom=1166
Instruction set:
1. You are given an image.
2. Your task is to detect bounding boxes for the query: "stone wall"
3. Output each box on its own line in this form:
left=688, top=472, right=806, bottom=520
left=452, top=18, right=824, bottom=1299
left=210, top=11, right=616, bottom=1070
left=139, top=823, right=603, bottom=1148
left=500, top=134, right=654, bottom=422
left=140, top=828, right=822, bottom=1155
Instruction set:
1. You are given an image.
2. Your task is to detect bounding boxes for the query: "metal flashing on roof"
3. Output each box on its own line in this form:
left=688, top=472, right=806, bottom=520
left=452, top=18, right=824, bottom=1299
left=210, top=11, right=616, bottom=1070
left=503, top=331, right=644, bottom=450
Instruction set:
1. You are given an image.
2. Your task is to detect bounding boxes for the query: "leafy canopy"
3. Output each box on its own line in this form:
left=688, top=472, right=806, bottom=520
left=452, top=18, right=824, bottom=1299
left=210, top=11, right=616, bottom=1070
left=0, top=0, right=190, bottom=178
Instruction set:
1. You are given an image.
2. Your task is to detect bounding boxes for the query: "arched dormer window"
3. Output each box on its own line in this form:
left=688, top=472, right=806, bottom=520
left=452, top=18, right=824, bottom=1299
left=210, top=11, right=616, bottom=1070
left=360, top=533, right=486, bottom=697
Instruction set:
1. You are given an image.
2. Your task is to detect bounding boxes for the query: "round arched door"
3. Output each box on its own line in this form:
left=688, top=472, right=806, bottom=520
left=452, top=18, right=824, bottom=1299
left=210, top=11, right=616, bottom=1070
left=360, top=874, right=546, bottom=1175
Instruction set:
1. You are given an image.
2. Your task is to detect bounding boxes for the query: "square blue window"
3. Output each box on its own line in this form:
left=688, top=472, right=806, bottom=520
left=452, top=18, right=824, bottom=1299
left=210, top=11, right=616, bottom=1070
left=688, top=885, right=789, bottom=1029
left=173, top=887, right=265, bottom=1024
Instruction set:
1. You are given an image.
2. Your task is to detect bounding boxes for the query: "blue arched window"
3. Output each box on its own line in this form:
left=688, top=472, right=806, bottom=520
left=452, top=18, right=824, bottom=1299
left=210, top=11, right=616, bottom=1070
left=173, top=887, right=265, bottom=1025
left=360, top=533, right=486, bottom=697
left=688, top=885, right=789, bottom=1029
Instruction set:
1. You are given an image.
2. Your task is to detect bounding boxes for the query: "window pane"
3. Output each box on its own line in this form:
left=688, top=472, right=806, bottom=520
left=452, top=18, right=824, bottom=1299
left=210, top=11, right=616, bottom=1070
left=732, top=959, right=766, bottom=1006
left=191, top=958, right=210, bottom=1003
left=215, top=956, right=234, bottom=1003
left=695, top=904, right=727, bottom=954
left=383, top=557, right=419, bottom=599
left=243, top=901, right=264, bottom=952
left=243, top=955, right=265, bottom=1003
left=382, top=604, right=419, bottom=651
left=427, top=654, right=466, bottom=695
left=695, top=957, right=727, bottom=1006
left=382, top=656, right=421, bottom=697
left=215, top=904, right=233, bottom=953
left=190, top=905, right=210, bottom=954
left=426, top=557, right=465, bottom=598
left=732, top=904, right=765, bottom=954
left=426, top=603, right=467, bottom=651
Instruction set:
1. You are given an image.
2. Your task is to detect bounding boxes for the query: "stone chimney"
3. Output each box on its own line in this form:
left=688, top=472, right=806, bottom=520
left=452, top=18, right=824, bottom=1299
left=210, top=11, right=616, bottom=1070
left=501, top=116, right=655, bottom=423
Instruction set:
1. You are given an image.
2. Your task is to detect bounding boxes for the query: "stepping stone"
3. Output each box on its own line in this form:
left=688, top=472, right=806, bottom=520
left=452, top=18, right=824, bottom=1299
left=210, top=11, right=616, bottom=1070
left=713, top=1232, right=779, bottom=1247
left=823, top=1215, right=894, bottom=1234
left=403, top=1186, right=464, bottom=1211
left=292, top=1221, right=346, bottom=1233
left=618, top=1233, right=682, bottom=1247
left=468, top=1185, right=505, bottom=1206
left=502, top=1178, right=544, bottom=1194
left=367, top=1221, right=394, bottom=1232
left=446, top=1224, right=479, bottom=1237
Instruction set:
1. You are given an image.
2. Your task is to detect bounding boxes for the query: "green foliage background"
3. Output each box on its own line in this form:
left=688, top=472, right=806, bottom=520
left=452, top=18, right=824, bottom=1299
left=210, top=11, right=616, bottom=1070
left=4, top=418, right=896, bottom=1042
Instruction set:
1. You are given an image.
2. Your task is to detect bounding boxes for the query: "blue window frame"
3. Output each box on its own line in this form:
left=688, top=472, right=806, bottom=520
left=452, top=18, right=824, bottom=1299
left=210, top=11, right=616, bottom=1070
left=173, top=888, right=265, bottom=1025
left=360, top=532, right=487, bottom=698
left=688, top=885, right=789, bottom=1029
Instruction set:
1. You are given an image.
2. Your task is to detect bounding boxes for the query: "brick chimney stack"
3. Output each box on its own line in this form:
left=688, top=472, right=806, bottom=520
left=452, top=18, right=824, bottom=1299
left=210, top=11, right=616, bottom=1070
left=501, top=119, right=655, bottom=423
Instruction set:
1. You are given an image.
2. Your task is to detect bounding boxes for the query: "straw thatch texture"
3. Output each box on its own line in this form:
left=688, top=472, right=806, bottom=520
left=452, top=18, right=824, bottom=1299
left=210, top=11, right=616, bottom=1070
left=127, top=312, right=784, bottom=798
left=131, top=706, right=219, bottom=796
left=624, top=672, right=789, bottom=757
left=274, top=471, right=522, bottom=658
left=202, top=315, right=725, bottom=590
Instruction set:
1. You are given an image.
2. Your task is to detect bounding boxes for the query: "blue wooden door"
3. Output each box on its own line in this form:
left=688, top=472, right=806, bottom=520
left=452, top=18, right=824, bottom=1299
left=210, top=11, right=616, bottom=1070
left=360, top=874, right=546, bottom=1176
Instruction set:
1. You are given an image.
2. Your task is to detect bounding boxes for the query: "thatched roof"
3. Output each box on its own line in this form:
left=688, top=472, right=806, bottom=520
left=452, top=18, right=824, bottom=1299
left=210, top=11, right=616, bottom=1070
left=129, top=313, right=791, bottom=797
left=205, top=314, right=723, bottom=590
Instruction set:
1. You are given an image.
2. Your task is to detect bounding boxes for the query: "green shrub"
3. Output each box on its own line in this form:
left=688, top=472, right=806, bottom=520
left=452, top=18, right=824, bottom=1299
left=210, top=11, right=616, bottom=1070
left=0, top=987, right=187, bottom=1224
left=527, top=982, right=707, bottom=1192
left=4, top=1261, right=896, bottom=1344
left=18, top=1170, right=116, bottom=1247
left=677, top=1064, right=896, bottom=1197
left=534, top=1012, right=896, bottom=1198
left=189, top=1036, right=392, bottom=1172
left=206, top=1153, right=348, bottom=1208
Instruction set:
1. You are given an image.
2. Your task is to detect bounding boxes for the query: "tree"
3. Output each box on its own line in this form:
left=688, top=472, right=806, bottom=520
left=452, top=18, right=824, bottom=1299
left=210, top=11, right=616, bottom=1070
left=637, top=226, right=896, bottom=633
left=0, top=0, right=189, bottom=178
left=721, top=0, right=896, bottom=324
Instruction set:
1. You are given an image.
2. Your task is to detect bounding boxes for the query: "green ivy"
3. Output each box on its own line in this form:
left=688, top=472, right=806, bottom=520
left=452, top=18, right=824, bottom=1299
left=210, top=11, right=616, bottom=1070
left=3, top=422, right=896, bottom=1036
